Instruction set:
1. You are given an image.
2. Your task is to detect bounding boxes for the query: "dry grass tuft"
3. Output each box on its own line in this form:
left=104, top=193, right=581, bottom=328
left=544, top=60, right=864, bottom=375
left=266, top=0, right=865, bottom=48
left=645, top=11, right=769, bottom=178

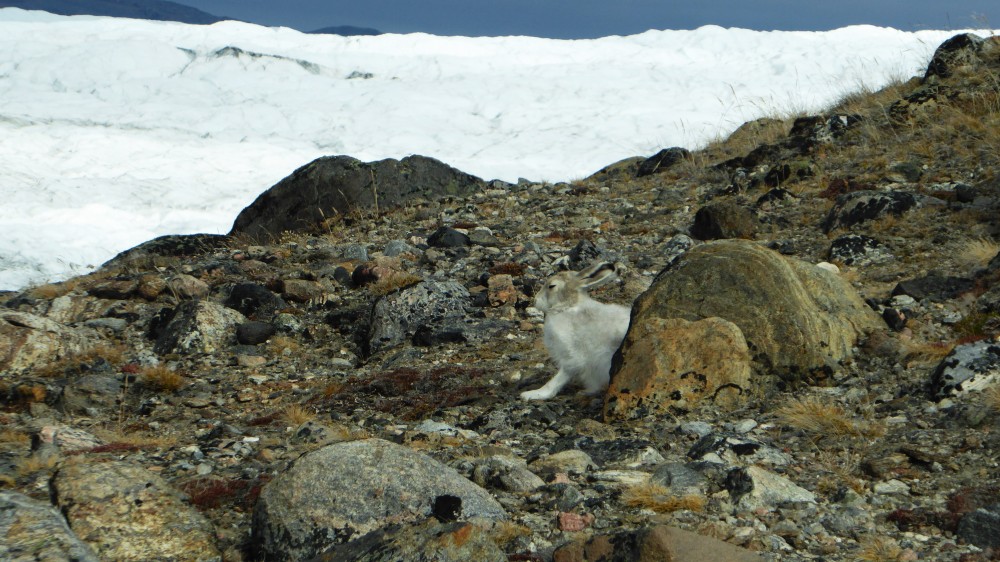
left=489, top=521, right=533, bottom=547
left=622, top=483, right=706, bottom=513
left=34, top=343, right=128, bottom=378
left=857, top=535, right=904, bottom=561
left=91, top=428, right=178, bottom=450
left=141, top=364, right=186, bottom=393
left=775, top=396, right=885, bottom=440
left=16, top=453, right=60, bottom=476
left=28, top=278, right=81, bottom=299
left=0, top=429, right=31, bottom=445
left=369, top=272, right=422, bottom=296
left=267, top=335, right=301, bottom=356
left=902, top=340, right=955, bottom=367
left=283, top=404, right=316, bottom=426
left=956, top=237, right=1000, bottom=269
left=982, top=385, right=1000, bottom=414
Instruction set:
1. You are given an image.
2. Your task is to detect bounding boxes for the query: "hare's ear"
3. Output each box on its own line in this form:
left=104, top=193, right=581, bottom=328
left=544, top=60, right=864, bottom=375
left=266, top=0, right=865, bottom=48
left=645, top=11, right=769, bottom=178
left=577, top=261, right=623, bottom=290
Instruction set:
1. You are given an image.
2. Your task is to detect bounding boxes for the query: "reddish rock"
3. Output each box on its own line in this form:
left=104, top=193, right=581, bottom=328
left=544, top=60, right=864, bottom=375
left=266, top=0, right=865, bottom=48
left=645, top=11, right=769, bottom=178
left=558, top=512, right=595, bottom=532
left=605, top=316, right=750, bottom=420
left=553, top=525, right=765, bottom=562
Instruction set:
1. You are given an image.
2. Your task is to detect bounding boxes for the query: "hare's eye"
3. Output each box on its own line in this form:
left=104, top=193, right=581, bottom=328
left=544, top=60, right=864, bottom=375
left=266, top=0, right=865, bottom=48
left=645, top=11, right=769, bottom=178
left=548, top=283, right=557, bottom=289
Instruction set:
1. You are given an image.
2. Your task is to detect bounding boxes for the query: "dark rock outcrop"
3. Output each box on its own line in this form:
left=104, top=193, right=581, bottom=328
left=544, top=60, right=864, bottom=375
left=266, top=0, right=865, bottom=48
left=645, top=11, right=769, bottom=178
left=690, top=201, right=755, bottom=240
left=925, top=33, right=997, bottom=80
left=821, top=190, right=919, bottom=233
left=637, top=147, right=690, bottom=177
left=230, top=155, right=486, bottom=243
left=892, top=273, right=975, bottom=302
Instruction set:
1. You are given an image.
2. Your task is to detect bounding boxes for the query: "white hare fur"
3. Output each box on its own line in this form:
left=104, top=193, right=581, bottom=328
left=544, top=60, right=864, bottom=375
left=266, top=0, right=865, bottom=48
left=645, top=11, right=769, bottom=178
left=521, top=261, right=631, bottom=400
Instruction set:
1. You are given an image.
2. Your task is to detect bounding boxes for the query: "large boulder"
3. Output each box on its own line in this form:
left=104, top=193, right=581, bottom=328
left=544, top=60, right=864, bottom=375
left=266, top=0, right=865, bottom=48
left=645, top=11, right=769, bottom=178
left=0, top=491, right=99, bottom=562
left=52, top=460, right=221, bottom=561
left=624, top=240, right=881, bottom=385
left=0, top=311, right=100, bottom=372
left=251, top=438, right=506, bottom=561
left=230, top=155, right=486, bottom=242
left=605, top=317, right=751, bottom=420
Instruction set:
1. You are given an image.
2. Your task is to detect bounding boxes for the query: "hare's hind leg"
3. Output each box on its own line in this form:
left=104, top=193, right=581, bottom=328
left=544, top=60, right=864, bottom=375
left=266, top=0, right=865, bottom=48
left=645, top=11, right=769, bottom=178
left=580, top=360, right=611, bottom=395
left=521, top=368, right=571, bottom=400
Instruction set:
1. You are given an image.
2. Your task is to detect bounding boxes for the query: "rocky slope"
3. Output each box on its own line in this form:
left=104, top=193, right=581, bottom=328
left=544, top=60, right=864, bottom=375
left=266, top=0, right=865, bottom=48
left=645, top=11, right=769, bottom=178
left=2, top=33, right=1000, bottom=562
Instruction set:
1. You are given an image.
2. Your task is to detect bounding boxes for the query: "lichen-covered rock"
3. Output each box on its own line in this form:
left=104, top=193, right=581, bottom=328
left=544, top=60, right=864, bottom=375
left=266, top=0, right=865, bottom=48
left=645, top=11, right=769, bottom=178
left=53, top=460, right=221, bottom=561
left=605, top=317, right=750, bottom=420
left=828, top=234, right=893, bottom=266
left=0, top=310, right=100, bottom=372
left=821, top=190, right=919, bottom=233
left=726, top=465, right=816, bottom=510
left=44, top=294, right=115, bottom=324
left=552, top=525, right=765, bottom=562
left=251, top=438, right=506, bottom=561
left=153, top=300, right=246, bottom=355
left=366, top=281, right=470, bottom=355
left=632, top=240, right=881, bottom=385
left=0, top=490, right=99, bottom=562
left=310, top=520, right=506, bottom=562
left=931, top=339, right=1000, bottom=399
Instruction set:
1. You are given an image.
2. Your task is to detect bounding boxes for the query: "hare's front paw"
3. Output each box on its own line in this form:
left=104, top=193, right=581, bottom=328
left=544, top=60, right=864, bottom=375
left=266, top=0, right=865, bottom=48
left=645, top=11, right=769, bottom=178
left=520, top=388, right=556, bottom=401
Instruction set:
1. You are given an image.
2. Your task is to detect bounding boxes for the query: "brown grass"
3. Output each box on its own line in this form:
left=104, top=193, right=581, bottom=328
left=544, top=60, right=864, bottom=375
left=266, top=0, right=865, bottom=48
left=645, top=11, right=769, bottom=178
left=982, top=384, right=1000, bottom=414
left=91, top=427, right=178, bottom=450
left=141, top=364, right=186, bottom=393
left=16, top=453, right=60, bottom=476
left=267, top=335, right=301, bottom=356
left=489, top=521, right=533, bottom=547
left=857, top=535, right=904, bottom=561
left=283, top=404, right=316, bottom=426
left=902, top=340, right=955, bottom=367
left=369, top=272, right=422, bottom=296
left=775, top=396, right=885, bottom=440
left=957, top=237, right=1000, bottom=269
left=0, top=429, right=31, bottom=445
left=33, top=343, right=127, bottom=378
left=622, top=483, right=706, bottom=513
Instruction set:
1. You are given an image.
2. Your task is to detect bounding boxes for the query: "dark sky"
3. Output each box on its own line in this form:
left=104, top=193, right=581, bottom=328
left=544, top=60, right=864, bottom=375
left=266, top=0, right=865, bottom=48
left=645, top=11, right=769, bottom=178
left=180, top=0, right=1000, bottom=38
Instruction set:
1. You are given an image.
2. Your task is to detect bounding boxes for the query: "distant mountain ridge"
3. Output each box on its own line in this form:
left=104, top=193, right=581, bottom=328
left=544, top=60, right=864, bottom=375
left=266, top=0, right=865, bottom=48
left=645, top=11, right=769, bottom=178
left=0, top=1, right=385, bottom=34
left=0, top=0, right=226, bottom=24
left=308, top=25, right=382, bottom=36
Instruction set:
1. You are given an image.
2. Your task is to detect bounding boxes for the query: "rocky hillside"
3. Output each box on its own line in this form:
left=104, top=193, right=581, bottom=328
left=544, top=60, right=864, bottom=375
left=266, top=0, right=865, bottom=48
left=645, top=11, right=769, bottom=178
left=2, top=34, right=1000, bottom=562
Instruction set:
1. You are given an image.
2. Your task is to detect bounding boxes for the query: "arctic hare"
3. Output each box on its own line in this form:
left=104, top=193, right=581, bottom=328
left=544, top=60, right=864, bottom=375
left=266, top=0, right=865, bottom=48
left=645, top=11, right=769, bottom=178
left=521, top=261, right=631, bottom=400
